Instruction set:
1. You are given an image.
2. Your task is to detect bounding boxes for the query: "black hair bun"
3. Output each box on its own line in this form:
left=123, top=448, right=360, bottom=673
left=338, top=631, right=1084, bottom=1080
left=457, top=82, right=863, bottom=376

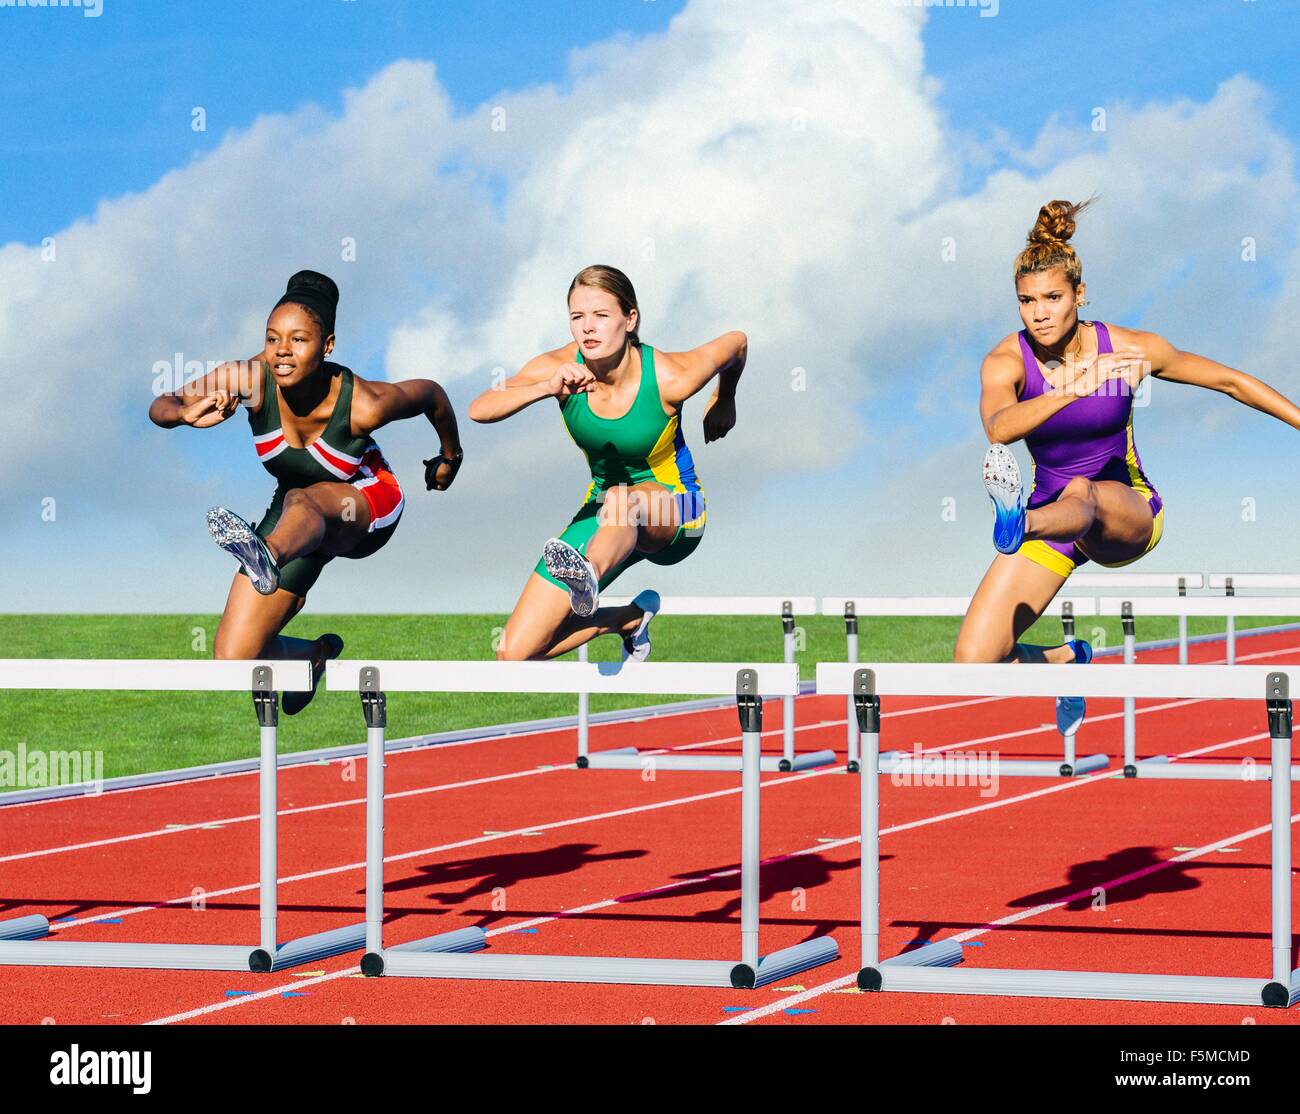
left=283, top=270, right=340, bottom=309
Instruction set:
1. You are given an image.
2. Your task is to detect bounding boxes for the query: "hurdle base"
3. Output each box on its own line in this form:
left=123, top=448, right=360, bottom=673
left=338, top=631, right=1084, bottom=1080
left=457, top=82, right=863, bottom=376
left=0, top=914, right=51, bottom=942
left=249, top=922, right=368, bottom=973
left=362, top=926, right=490, bottom=976
left=0, top=940, right=257, bottom=971
left=581, top=749, right=837, bottom=773
left=1127, top=760, right=1300, bottom=782
left=1126, top=754, right=1169, bottom=778
left=877, top=754, right=1109, bottom=779
left=369, top=934, right=837, bottom=987
left=858, top=964, right=1284, bottom=1006
left=858, top=939, right=965, bottom=990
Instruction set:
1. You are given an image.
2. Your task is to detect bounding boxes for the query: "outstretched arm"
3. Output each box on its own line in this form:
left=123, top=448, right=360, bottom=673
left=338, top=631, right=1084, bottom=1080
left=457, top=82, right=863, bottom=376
left=353, top=377, right=462, bottom=453
left=660, top=332, right=747, bottom=443
left=1141, top=332, right=1300, bottom=431
left=148, top=357, right=260, bottom=429
left=467, top=350, right=594, bottom=423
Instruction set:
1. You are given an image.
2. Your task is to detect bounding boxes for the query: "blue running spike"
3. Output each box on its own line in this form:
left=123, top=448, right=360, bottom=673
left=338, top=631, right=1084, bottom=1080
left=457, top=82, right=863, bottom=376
left=983, top=445, right=1025, bottom=554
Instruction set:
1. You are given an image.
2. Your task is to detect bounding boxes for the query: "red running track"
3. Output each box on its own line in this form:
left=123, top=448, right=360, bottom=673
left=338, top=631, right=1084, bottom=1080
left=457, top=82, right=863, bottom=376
left=0, top=632, right=1297, bottom=1026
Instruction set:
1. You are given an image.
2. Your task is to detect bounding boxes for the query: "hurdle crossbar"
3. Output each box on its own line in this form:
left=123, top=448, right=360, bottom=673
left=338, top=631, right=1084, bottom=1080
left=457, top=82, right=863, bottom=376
left=576, top=597, right=832, bottom=773
left=1099, top=598, right=1300, bottom=774
left=821, top=598, right=1104, bottom=776
left=1070, top=573, right=1204, bottom=663
left=1207, top=580, right=1300, bottom=668
left=815, top=663, right=1298, bottom=1008
left=327, top=659, right=838, bottom=988
left=0, top=660, right=366, bottom=972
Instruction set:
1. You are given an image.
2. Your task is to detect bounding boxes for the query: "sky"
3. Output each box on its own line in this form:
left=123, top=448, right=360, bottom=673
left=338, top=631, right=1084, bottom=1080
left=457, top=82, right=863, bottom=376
left=2, top=0, right=1299, bottom=614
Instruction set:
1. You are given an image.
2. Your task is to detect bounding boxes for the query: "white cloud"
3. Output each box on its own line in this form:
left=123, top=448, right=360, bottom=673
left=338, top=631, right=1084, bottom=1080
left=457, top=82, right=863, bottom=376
left=2, top=1, right=1298, bottom=613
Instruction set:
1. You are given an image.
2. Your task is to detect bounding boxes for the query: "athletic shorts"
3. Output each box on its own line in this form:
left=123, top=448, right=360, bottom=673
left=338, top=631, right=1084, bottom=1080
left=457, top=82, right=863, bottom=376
left=1018, top=488, right=1164, bottom=578
left=534, top=489, right=706, bottom=592
left=239, top=462, right=404, bottom=598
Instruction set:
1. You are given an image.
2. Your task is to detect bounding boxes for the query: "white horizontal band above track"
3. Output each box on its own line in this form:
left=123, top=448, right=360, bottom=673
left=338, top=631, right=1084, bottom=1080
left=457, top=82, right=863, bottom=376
left=820, top=596, right=1097, bottom=617
left=599, top=595, right=816, bottom=616
left=1097, top=596, right=1300, bottom=617
left=1068, top=572, right=1204, bottom=589
left=326, top=660, right=801, bottom=696
left=0, top=659, right=313, bottom=692
left=1208, top=574, right=1300, bottom=590
left=815, top=662, right=1293, bottom=700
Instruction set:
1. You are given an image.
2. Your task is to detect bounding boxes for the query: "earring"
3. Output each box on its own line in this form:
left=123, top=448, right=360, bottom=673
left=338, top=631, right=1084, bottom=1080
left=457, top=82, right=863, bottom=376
left=1078, top=298, right=1089, bottom=307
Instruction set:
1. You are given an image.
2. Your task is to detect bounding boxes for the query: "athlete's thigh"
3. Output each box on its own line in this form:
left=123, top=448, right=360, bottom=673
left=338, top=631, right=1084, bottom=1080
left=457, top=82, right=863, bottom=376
left=625, top=482, right=679, bottom=554
left=214, top=573, right=306, bottom=657
left=499, top=573, right=575, bottom=660
left=1077, top=480, right=1154, bottom=564
left=292, top=481, right=375, bottom=557
left=955, top=553, right=1069, bottom=661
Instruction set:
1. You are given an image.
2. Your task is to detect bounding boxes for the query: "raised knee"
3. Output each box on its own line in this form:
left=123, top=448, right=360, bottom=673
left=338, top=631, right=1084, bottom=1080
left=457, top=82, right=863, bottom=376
left=1062, top=476, right=1095, bottom=502
left=282, top=487, right=311, bottom=511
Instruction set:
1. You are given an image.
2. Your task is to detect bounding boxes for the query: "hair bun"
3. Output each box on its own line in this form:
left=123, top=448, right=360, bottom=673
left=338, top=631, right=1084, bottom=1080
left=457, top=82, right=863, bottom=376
left=1027, top=199, right=1088, bottom=247
left=284, top=270, right=340, bottom=309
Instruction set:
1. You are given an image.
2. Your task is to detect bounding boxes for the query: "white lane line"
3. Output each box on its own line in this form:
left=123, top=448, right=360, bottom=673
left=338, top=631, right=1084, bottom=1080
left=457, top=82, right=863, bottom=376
left=719, top=808, right=1297, bottom=1025
left=140, top=725, right=1274, bottom=1024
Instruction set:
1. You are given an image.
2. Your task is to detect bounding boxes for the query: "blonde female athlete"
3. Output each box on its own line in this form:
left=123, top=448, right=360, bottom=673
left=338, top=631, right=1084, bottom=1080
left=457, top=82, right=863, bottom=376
left=468, top=265, right=744, bottom=661
left=955, top=200, right=1300, bottom=728
left=149, top=270, right=463, bottom=712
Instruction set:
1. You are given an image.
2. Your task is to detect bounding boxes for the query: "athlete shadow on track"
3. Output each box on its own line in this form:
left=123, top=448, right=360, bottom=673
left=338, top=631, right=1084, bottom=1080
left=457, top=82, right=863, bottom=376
left=371, top=843, right=647, bottom=927
left=1007, top=845, right=1232, bottom=913
left=615, top=852, right=874, bottom=942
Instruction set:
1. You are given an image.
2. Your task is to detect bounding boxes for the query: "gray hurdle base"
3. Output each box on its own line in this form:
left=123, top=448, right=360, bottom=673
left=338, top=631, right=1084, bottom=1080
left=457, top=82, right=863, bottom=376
left=817, top=663, right=1299, bottom=1008
left=0, top=660, right=365, bottom=973
left=824, top=597, right=1108, bottom=777
left=575, top=597, right=834, bottom=774
left=332, top=659, right=838, bottom=988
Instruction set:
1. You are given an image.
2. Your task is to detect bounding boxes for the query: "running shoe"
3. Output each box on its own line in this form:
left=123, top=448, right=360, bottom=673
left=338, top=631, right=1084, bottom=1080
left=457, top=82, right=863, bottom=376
left=1055, top=638, right=1093, bottom=737
left=284, top=633, right=344, bottom=716
left=542, top=538, right=599, bottom=617
left=621, top=590, right=661, bottom=662
left=207, top=507, right=280, bottom=595
left=983, top=444, right=1026, bottom=555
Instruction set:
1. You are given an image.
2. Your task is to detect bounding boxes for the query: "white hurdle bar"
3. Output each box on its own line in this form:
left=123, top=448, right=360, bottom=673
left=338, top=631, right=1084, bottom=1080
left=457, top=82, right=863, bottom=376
left=577, top=596, right=833, bottom=773
left=326, top=659, right=838, bottom=988
left=816, top=662, right=1299, bottom=1008
left=1098, top=598, right=1300, bottom=777
left=1209, top=576, right=1300, bottom=666
left=1070, top=572, right=1204, bottom=665
left=0, top=660, right=366, bottom=972
left=821, top=597, right=1104, bottom=776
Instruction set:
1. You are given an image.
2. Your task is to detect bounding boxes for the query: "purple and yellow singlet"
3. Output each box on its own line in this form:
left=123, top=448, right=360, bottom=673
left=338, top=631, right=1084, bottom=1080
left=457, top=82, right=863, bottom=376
left=1016, top=321, right=1164, bottom=577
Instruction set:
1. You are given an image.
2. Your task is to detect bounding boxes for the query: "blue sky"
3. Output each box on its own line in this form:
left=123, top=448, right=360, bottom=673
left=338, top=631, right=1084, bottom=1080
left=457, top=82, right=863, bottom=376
left=3, top=0, right=1299, bottom=613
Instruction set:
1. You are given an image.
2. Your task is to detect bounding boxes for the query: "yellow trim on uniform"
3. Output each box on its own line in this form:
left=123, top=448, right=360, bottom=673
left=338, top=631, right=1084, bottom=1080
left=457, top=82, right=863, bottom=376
left=1017, top=539, right=1078, bottom=578
left=646, top=415, right=684, bottom=491
left=1123, top=412, right=1154, bottom=501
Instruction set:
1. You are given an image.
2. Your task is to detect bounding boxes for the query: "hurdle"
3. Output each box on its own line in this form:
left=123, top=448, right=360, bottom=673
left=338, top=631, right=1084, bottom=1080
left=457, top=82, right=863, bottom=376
left=1099, top=596, right=1300, bottom=778
left=1209, top=575, right=1300, bottom=665
left=822, top=596, right=1104, bottom=776
left=816, top=662, right=1299, bottom=1007
left=327, top=658, right=839, bottom=987
left=575, top=596, right=834, bottom=773
left=1070, top=572, right=1204, bottom=664
left=0, top=659, right=367, bottom=972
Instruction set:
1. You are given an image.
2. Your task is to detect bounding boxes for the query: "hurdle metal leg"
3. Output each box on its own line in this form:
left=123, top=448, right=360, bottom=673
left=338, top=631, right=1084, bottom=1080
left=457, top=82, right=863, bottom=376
left=853, top=669, right=964, bottom=989
left=845, top=604, right=860, bottom=773
left=357, top=669, right=837, bottom=987
left=0, top=666, right=365, bottom=973
left=781, top=600, right=796, bottom=771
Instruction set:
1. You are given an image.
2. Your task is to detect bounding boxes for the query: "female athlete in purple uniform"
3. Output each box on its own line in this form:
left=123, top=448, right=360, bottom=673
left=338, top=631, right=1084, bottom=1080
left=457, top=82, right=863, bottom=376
left=957, top=199, right=1300, bottom=725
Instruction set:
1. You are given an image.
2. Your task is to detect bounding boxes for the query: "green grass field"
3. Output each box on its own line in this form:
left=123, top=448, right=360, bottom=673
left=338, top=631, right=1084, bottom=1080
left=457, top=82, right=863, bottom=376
left=0, top=611, right=1290, bottom=792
